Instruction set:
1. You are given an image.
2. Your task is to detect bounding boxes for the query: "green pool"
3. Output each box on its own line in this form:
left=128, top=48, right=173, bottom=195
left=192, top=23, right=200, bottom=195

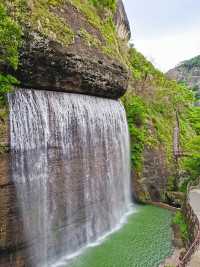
left=69, top=205, right=173, bottom=267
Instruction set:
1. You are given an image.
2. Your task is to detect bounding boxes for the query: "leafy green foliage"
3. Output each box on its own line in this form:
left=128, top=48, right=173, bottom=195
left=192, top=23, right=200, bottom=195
left=90, top=0, right=116, bottom=11
left=0, top=74, right=19, bottom=105
left=183, top=136, right=200, bottom=180
left=123, top=46, right=197, bottom=195
left=128, top=47, right=160, bottom=80
left=0, top=3, right=22, bottom=105
left=173, top=211, right=189, bottom=241
left=167, top=176, right=177, bottom=192
left=0, top=3, right=21, bottom=69
left=123, top=94, right=147, bottom=171
left=178, top=105, right=200, bottom=186
left=188, top=106, right=200, bottom=135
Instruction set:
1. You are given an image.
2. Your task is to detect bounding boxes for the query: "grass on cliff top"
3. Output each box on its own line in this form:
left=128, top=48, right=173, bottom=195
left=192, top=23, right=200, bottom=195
left=69, top=205, right=173, bottom=267
left=69, top=0, right=124, bottom=62
left=5, top=0, right=74, bottom=46
left=5, top=0, right=124, bottom=63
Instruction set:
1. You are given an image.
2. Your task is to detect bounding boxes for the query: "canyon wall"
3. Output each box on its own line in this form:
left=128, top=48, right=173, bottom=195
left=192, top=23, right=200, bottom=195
left=0, top=1, right=131, bottom=266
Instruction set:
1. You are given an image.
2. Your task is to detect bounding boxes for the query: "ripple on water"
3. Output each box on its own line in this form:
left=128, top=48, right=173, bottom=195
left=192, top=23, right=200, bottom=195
left=62, top=205, right=173, bottom=267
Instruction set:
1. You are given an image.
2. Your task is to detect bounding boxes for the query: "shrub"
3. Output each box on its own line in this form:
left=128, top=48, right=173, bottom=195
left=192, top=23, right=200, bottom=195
left=0, top=3, right=22, bottom=105
left=173, top=211, right=189, bottom=241
left=90, top=0, right=116, bottom=11
left=123, top=95, right=147, bottom=171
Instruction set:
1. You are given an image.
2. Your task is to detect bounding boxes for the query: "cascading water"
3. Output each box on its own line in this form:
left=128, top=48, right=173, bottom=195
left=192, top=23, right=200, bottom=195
left=8, top=89, right=132, bottom=267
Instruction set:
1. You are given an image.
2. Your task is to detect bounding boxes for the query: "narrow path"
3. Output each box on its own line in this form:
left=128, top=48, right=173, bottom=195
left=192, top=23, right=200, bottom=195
left=187, top=189, right=200, bottom=267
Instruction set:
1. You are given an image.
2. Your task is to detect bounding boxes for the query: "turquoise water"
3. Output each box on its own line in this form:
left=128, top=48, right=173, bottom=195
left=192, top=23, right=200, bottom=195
left=68, top=205, right=173, bottom=267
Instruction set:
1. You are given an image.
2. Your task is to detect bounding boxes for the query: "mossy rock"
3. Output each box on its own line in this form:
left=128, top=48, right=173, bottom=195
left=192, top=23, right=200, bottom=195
left=3, top=0, right=130, bottom=98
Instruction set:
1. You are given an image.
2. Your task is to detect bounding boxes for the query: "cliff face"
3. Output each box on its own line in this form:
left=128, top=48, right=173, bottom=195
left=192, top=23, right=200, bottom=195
left=0, top=1, right=131, bottom=266
left=167, top=55, right=200, bottom=99
left=0, top=1, right=193, bottom=265
left=4, top=0, right=130, bottom=99
left=123, top=48, right=195, bottom=205
left=114, top=0, right=131, bottom=40
left=132, top=146, right=170, bottom=202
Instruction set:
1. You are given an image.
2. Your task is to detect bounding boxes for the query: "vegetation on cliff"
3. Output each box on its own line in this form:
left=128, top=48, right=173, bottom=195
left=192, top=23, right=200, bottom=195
left=123, top=46, right=200, bottom=201
left=90, top=0, right=116, bottom=11
left=3, top=0, right=123, bottom=62
left=1, top=0, right=199, bottom=198
left=0, top=3, right=22, bottom=153
left=0, top=3, right=21, bottom=105
left=182, top=55, right=200, bottom=70
left=167, top=55, right=200, bottom=100
left=173, top=211, right=189, bottom=241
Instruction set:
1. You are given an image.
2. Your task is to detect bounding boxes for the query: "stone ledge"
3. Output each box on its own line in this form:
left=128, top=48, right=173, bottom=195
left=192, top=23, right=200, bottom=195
left=16, top=41, right=129, bottom=98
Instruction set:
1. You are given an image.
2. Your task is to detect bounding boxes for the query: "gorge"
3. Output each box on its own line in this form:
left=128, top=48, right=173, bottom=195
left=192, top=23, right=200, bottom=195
left=1, top=0, right=200, bottom=267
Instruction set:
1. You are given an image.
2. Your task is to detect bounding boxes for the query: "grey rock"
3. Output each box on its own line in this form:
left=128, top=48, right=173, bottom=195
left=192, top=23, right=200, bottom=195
left=114, top=0, right=131, bottom=40
left=10, top=32, right=129, bottom=99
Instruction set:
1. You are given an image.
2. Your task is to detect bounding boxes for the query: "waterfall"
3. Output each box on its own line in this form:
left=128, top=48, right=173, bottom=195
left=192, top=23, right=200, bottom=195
left=8, top=89, right=132, bottom=267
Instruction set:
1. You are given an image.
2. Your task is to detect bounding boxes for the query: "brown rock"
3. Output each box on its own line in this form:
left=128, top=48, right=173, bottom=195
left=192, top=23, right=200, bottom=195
left=13, top=32, right=129, bottom=99
left=132, top=146, right=170, bottom=202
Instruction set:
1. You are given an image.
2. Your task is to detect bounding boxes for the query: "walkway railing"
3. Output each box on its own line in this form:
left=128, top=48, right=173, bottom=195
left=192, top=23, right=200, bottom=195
left=176, top=182, right=200, bottom=267
left=177, top=230, right=200, bottom=267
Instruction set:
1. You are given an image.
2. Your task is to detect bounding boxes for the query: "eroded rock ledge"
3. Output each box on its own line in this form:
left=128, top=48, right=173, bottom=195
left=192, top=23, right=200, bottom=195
left=3, top=0, right=130, bottom=99
left=13, top=32, right=129, bottom=99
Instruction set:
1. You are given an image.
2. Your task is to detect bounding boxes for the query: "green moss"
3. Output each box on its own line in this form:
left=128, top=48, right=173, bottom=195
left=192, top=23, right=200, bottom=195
left=0, top=145, right=9, bottom=154
left=78, top=28, right=101, bottom=48
left=5, top=0, right=126, bottom=62
left=69, top=0, right=125, bottom=62
left=31, top=1, right=74, bottom=46
left=5, top=0, right=74, bottom=47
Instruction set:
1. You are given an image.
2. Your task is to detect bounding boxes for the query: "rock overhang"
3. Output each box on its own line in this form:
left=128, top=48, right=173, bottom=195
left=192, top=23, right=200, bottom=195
left=4, top=0, right=131, bottom=99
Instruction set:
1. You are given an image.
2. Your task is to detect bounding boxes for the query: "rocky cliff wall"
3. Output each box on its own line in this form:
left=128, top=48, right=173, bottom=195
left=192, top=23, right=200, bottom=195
left=114, top=0, right=131, bottom=40
left=0, top=1, right=131, bottom=266
left=3, top=0, right=130, bottom=99
left=132, top=146, right=170, bottom=202
left=167, top=55, right=200, bottom=100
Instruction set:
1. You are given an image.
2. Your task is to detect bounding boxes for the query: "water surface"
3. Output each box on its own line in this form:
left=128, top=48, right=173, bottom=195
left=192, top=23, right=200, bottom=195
left=69, top=205, right=173, bottom=267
